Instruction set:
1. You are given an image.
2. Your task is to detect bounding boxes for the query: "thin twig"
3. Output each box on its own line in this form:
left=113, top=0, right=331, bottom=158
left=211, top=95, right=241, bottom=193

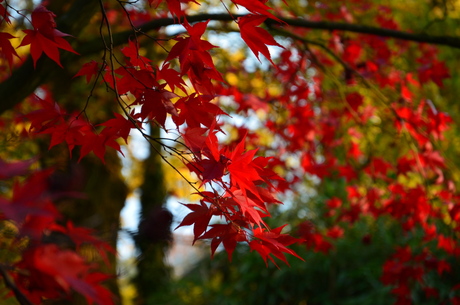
left=0, top=265, right=33, bottom=305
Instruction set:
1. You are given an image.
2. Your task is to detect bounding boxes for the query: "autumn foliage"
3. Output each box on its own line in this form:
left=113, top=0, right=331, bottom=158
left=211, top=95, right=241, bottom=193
left=0, top=0, right=459, bottom=304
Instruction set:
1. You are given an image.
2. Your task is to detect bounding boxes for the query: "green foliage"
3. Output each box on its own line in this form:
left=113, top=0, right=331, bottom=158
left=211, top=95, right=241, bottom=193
left=169, top=215, right=399, bottom=305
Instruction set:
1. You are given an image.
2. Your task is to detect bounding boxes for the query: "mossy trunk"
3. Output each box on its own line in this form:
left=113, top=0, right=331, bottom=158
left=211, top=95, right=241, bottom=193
left=133, top=126, right=173, bottom=305
left=41, top=146, right=127, bottom=305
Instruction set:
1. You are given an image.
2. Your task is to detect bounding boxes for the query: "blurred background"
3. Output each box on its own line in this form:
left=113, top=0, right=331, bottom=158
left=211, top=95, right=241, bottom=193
left=2, top=0, right=460, bottom=304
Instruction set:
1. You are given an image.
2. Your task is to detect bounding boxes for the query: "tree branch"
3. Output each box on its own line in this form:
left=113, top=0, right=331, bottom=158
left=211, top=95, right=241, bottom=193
left=0, top=265, right=33, bottom=305
left=77, top=13, right=460, bottom=54
left=267, top=17, right=460, bottom=49
left=0, top=0, right=100, bottom=114
left=2, top=12, right=460, bottom=114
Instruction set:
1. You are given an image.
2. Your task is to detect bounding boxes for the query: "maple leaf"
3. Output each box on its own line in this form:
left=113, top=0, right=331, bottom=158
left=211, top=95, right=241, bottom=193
left=238, top=14, right=283, bottom=65
left=365, top=157, right=392, bottom=177
left=345, top=92, right=363, bottom=115
left=173, top=93, right=227, bottom=129
left=99, top=112, right=140, bottom=144
left=225, top=137, right=265, bottom=199
left=158, top=62, right=187, bottom=93
left=249, top=225, right=303, bottom=266
left=427, top=108, right=452, bottom=140
left=176, top=200, right=213, bottom=242
left=301, top=153, right=332, bottom=179
left=47, top=119, right=88, bottom=153
left=15, top=244, right=113, bottom=305
left=337, top=164, right=358, bottom=181
left=0, top=32, right=20, bottom=69
left=232, top=0, right=284, bottom=22
left=77, top=128, right=115, bottom=162
left=0, top=2, right=11, bottom=24
left=25, top=95, right=66, bottom=133
left=121, top=40, right=152, bottom=70
left=32, top=244, right=90, bottom=291
left=0, top=158, right=35, bottom=180
left=308, top=233, right=333, bottom=253
left=148, top=0, right=199, bottom=17
left=198, top=223, right=246, bottom=260
left=342, top=41, right=362, bottom=66
left=166, top=21, right=214, bottom=66
left=80, top=272, right=114, bottom=305
left=166, top=20, right=224, bottom=94
left=199, top=157, right=228, bottom=183
left=437, top=235, right=456, bottom=254
left=48, top=221, right=115, bottom=265
left=74, top=61, right=100, bottom=83
left=226, top=189, right=268, bottom=227
left=114, top=67, right=155, bottom=96
left=135, top=86, right=179, bottom=128
left=326, top=225, right=344, bottom=239
left=181, top=127, right=208, bottom=153
left=418, top=60, right=450, bottom=87
left=0, top=170, right=59, bottom=239
left=18, top=6, right=78, bottom=67
left=186, top=127, right=231, bottom=183
left=347, top=142, right=362, bottom=160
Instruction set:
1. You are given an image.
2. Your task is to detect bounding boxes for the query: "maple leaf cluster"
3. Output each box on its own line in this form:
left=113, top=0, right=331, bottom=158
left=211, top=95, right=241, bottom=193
left=0, top=1, right=301, bottom=303
left=240, top=2, right=459, bottom=302
left=71, top=0, right=299, bottom=267
left=83, top=0, right=299, bottom=266
left=0, top=0, right=460, bottom=304
left=19, top=6, right=79, bottom=68
left=0, top=159, right=113, bottom=304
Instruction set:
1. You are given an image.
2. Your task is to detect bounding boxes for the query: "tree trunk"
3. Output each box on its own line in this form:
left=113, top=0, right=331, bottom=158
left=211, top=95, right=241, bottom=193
left=133, top=126, right=173, bottom=305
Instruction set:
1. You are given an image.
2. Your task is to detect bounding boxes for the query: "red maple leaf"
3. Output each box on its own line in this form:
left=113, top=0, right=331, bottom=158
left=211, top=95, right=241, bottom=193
left=198, top=223, right=246, bottom=260
left=121, top=40, right=152, bottom=70
left=74, top=61, right=100, bottom=84
left=176, top=200, right=213, bottom=242
left=158, top=62, right=187, bottom=93
left=166, top=20, right=223, bottom=94
left=337, top=164, right=358, bottom=181
left=77, top=126, right=120, bottom=162
left=135, top=86, right=179, bottom=128
left=173, top=93, right=227, bottom=129
left=187, top=127, right=229, bottom=183
left=148, top=0, right=198, bottom=17
left=0, top=2, right=12, bottom=24
left=232, top=0, right=284, bottom=22
left=199, top=156, right=228, bottom=183
left=26, top=95, right=66, bottom=133
left=99, top=112, right=140, bottom=144
left=48, top=221, right=115, bottom=265
left=80, top=272, right=114, bottom=305
left=418, top=60, right=450, bottom=87
left=0, top=170, right=59, bottom=239
left=226, top=137, right=264, bottom=198
left=181, top=127, right=208, bottom=153
left=238, top=15, right=283, bottom=65
left=18, top=6, right=78, bottom=67
left=0, top=158, right=35, bottom=180
left=226, top=189, right=268, bottom=227
left=15, top=244, right=113, bottom=305
left=345, top=92, right=363, bottom=115
left=249, top=225, right=303, bottom=266
left=0, top=32, right=20, bottom=69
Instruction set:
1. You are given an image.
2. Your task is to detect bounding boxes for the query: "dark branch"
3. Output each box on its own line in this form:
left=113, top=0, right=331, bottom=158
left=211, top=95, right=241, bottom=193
left=0, top=265, right=33, bottom=305
left=2, top=12, right=460, bottom=114
left=117, top=14, right=460, bottom=50
left=268, top=17, right=460, bottom=49
left=0, top=0, right=100, bottom=114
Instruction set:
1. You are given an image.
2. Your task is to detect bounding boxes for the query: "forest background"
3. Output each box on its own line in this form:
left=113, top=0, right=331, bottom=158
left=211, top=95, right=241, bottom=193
left=0, top=0, right=460, bottom=305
